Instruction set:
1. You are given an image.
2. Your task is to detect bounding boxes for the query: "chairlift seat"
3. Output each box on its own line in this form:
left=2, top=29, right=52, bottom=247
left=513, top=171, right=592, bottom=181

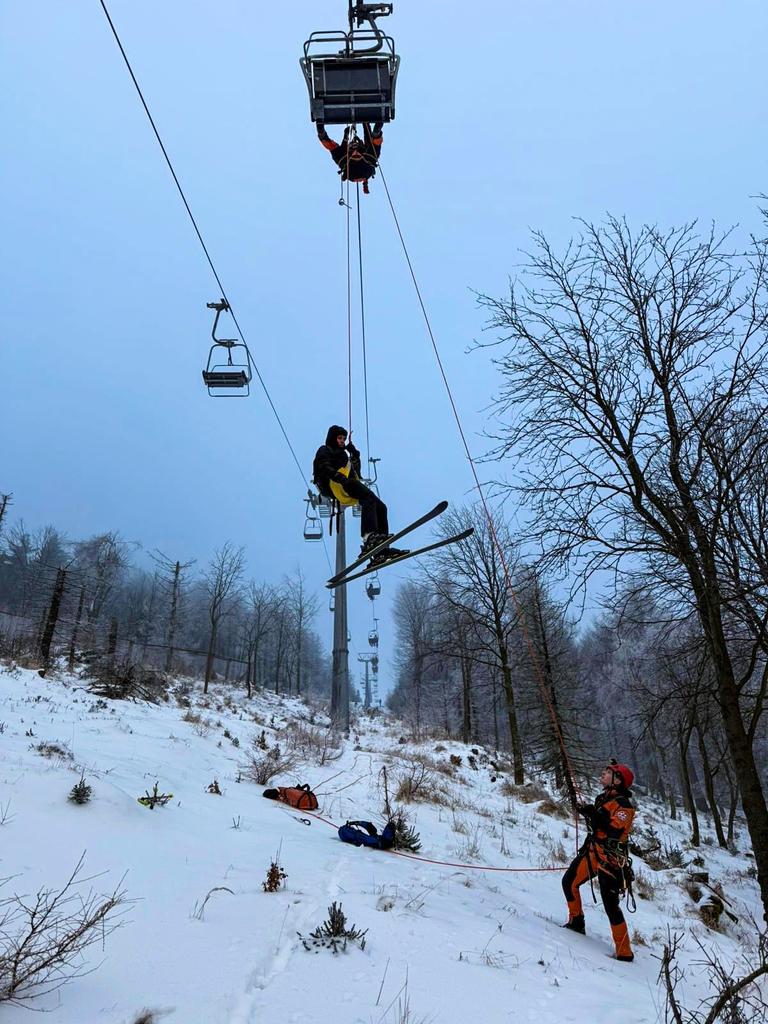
left=202, top=370, right=249, bottom=388
left=306, top=55, right=397, bottom=124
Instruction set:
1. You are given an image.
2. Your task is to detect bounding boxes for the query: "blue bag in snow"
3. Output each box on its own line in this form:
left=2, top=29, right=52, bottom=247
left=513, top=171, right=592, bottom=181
left=338, top=820, right=395, bottom=850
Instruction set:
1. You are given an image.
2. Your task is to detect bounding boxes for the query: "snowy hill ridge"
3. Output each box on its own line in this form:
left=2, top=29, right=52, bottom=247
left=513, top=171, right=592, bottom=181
left=0, top=664, right=763, bottom=1024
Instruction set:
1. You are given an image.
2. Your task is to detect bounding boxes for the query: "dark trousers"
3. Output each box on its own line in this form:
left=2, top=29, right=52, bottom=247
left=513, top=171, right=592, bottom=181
left=337, top=477, right=389, bottom=537
left=562, top=847, right=624, bottom=925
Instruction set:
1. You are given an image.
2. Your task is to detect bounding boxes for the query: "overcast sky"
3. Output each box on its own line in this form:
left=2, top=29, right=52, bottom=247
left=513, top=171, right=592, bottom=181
left=2, top=1, right=766, bottom=691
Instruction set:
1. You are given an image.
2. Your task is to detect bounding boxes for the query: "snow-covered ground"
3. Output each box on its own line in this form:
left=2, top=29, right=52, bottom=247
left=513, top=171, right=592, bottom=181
left=0, top=664, right=763, bottom=1023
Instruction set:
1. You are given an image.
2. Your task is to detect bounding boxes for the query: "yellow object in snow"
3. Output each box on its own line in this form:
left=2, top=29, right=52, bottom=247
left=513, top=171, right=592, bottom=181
left=328, top=463, right=359, bottom=507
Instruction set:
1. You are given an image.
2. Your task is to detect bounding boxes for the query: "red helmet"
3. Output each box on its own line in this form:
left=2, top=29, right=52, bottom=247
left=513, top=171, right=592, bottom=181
left=609, top=762, right=634, bottom=788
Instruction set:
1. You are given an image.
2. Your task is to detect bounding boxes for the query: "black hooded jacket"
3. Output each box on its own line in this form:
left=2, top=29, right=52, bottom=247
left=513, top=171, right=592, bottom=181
left=312, top=425, right=361, bottom=496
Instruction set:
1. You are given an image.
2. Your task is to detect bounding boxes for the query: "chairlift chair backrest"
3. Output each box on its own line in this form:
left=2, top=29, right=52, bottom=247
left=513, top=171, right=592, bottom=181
left=300, top=29, right=399, bottom=125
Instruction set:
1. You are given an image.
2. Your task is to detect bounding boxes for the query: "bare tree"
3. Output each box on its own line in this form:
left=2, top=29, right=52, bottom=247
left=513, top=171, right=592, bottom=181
left=242, top=582, right=277, bottom=697
left=150, top=550, right=196, bottom=673
left=391, top=582, right=436, bottom=739
left=0, top=494, right=12, bottom=538
left=0, top=854, right=128, bottom=1006
left=202, top=543, right=245, bottom=692
left=423, top=507, right=527, bottom=781
left=479, top=217, right=768, bottom=918
left=73, top=532, right=130, bottom=625
left=284, top=568, right=319, bottom=697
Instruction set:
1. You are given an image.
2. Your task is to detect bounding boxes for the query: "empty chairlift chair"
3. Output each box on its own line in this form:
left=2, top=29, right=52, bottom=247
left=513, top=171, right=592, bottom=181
left=303, top=494, right=324, bottom=542
left=202, top=299, right=254, bottom=397
left=301, top=2, right=399, bottom=126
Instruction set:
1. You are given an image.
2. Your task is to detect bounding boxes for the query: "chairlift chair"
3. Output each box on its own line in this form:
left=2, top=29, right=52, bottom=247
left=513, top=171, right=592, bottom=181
left=365, top=574, right=381, bottom=600
left=202, top=299, right=254, bottom=397
left=303, top=510, right=324, bottom=542
left=301, top=3, right=399, bottom=125
left=368, top=629, right=379, bottom=648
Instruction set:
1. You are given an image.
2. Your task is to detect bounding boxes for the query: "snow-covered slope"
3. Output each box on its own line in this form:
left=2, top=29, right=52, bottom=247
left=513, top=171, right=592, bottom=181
left=0, top=665, right=762, bottom=1023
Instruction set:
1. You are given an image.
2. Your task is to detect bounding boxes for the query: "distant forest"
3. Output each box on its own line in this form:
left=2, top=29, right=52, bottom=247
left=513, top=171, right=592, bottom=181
left=0, top=496, right=329, bottom=700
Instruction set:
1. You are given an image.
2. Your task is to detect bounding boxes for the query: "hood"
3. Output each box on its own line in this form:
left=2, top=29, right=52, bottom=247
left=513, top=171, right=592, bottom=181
left=325, top=425, right=348, bottom=447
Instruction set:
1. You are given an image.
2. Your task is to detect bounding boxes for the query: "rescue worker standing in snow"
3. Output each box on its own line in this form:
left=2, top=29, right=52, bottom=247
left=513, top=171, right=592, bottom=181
left=562, top=759, right=636, bottom=961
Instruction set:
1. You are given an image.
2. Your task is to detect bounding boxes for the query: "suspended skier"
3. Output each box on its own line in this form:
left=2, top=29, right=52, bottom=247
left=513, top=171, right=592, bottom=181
left=316, top=121, right=383, bottom=193
left=313, top=425, right=408, bottom=564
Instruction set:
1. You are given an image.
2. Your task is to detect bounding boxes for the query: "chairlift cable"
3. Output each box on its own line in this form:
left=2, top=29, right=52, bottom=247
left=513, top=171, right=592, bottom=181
left=97, top=0, right=307, bottom=486
left=355, top=183, right=373, bottom=468
left=376, top=160, right=583, bottom=813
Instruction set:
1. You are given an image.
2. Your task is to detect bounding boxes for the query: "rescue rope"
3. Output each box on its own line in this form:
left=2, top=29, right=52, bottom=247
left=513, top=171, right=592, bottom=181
left=285, top=807, right=564, bottom=873
left=355, top=183, right=373, bottom=468
left=345, top=177, right=353, bottom=432
left=376, top=162, right=584, bottom=841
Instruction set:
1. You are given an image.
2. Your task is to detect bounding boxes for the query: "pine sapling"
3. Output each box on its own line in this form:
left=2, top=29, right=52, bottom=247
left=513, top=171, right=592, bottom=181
left=68, top=773, right=92, bottom=805
left=298, top=901, right=367, bottom=953
left=391, top=808, right=422, bottom=853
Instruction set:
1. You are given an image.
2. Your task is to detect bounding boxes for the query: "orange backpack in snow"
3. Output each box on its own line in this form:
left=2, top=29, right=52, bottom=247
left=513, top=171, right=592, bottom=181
left=263, top=784, right=319, bottom=811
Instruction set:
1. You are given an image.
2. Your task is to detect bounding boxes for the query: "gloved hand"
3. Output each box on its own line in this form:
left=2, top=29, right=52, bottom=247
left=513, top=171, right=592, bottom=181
left=577, top=803, right=595, bottom=817
left=332, top=472, right=347, bottom=484
left=346, top=440, right=360, bottom=457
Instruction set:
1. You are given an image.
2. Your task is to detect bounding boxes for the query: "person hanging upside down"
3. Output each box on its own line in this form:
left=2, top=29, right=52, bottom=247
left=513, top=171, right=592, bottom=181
left=562, top=759, right=636, bottom=962
left=312, top=425, right=408, bottom=563
left=316, top=121, right=383, bottom=193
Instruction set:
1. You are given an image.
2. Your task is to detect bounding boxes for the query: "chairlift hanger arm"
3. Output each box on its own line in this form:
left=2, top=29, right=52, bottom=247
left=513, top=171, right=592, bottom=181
left=348, top=2, right=393, bottom=51
left=207, top=298, right=235, bottom=347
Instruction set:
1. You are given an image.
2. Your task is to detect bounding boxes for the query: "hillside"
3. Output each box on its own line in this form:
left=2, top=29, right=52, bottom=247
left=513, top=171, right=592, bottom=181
left=0, top=664, right=763, bottom=1023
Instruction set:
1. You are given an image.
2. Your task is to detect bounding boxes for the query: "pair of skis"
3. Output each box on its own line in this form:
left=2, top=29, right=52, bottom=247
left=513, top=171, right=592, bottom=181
left=326, top=501, right=473, bottom=589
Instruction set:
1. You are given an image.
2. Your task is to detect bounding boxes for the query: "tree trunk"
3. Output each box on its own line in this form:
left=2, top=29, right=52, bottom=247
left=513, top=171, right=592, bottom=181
left=68, top=585, right=86, bottom=672
left=695, top=723, right=727, bottom=848
left=204, top=620, right=218, bottom=693
left=500, top=654, right=524, bottom=784
left=649, top=724, right=676, bottom=820
left=40, top=568, right=66, bottom=668
left=107, top=617, right=119, bottom=673
left=701, top=593, right=768, bottom=921
left=460, top=653, right=472, bottom=745
left=678, top=728, right=700, bottom=847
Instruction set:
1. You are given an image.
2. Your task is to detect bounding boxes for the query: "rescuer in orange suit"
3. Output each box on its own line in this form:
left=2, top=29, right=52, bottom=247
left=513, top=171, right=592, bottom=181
left=316, top=121, right=383, bottom=193
left=562, top=759, right=636, bottom=961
